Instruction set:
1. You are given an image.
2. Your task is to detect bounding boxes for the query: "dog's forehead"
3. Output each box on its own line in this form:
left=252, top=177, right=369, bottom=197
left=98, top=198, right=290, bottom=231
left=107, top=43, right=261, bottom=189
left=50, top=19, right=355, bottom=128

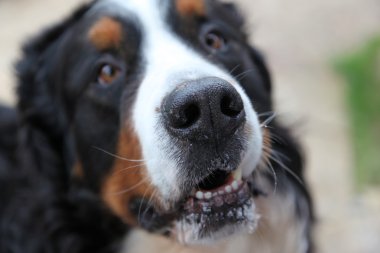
left=89, top=0, right=208, bottom=28
left=90, top=0, right=169, bottom=25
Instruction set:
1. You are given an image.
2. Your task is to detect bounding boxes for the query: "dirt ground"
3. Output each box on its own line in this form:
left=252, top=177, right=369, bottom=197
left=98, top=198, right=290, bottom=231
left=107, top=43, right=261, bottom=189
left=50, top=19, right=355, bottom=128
left=0, top=0, right=379, bottom=252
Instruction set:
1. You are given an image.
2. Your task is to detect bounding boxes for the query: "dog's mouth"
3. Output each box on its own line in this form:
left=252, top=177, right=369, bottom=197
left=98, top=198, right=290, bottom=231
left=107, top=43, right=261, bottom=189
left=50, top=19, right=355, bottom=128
left=129, top=166, right=265, bottom=244
left=174, top=168, right=261, bottom=245
left=184, top=169, right=248, bottom=211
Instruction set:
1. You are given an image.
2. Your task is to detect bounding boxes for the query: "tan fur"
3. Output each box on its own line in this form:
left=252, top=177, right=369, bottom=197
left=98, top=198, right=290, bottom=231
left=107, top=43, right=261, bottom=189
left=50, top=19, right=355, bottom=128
left=101, top=129, right=156, bottom=226
left=120, top=177, right=307, bottom=253
left=261, top=128, right=272, bottom=164
left=175, top=0, right=206, bottom=17
left=88, top=17, right=123, bottom=50
left=72, top=161, right=84, bottom=178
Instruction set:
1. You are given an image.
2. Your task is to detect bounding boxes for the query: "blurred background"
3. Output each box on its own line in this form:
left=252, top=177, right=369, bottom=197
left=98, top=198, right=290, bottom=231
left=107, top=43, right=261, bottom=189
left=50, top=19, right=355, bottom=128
left=0, top=0, right=379, bottom=252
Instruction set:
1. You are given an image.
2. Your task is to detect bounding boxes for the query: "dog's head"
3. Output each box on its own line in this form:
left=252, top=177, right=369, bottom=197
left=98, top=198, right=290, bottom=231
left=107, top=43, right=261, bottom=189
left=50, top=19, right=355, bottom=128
left=17, top=0, right=274, bottom=245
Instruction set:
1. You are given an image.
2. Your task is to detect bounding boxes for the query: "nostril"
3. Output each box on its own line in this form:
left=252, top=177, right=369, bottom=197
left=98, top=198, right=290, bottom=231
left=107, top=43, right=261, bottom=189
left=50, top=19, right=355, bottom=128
left=180, top=103, right=200, bottom=128
left=220, top=95, right=243, bottom=117
left=172, top=103, right=200, bottom=129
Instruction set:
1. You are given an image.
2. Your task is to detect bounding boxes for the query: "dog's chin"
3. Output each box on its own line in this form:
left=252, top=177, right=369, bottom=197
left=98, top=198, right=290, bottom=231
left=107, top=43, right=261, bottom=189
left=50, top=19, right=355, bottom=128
left=171, top=173, right=260, bottom=245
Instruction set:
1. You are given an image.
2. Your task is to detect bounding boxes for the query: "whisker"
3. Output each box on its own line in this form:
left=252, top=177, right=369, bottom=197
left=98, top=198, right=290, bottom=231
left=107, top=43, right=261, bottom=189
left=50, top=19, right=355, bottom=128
left=263, top=156, right=278, bottom=195
left=258, top=111, right=275, bottom=118
left=92, top=146, right=146, bottom=162
left=269, top=150, right=305, bottom=187
left=235, top=69, right=255, bottom=81
left=229, top=64, right=241, bottom=75
left=109, top=178, right=149, bottom=195
left=261, top=127, right=305, bottom=188
left=147, top=189, right=158, bottom=209
left=266, top=132, right=284, bottom=144
left=260, top=112, right=276, bottom=128
left=138, top=187, right=152, bottom=224
left=112, top=163, right=146, bottom=175
left=272, top=149, right=291, bottom=162
left=141, top=189, right=158, bottom=221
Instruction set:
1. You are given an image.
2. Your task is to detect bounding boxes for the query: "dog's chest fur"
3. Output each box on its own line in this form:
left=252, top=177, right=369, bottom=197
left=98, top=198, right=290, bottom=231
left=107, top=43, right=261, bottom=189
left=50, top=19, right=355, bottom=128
left=120, top=192, right=308, bottom=253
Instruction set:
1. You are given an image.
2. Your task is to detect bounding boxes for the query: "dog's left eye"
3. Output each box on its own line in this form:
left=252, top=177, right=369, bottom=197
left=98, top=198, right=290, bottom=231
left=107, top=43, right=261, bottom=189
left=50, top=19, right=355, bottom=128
left=97, top=64, right=121, bottom=85
left=203, top=31, right=227, bottom=51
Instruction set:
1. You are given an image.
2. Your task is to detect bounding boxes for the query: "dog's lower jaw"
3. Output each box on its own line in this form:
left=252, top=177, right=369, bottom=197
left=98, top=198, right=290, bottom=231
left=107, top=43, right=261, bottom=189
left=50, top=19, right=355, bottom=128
left=121, top=176, right=311, bottom=253
left=173, top=197, right=259, bottom=245
left=169, top=178, right=261, bottom=245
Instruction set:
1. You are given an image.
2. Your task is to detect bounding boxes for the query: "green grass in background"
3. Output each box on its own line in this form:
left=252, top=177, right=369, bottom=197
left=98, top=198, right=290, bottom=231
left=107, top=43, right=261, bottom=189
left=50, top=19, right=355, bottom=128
left=335, top=36, right=380, bottom=189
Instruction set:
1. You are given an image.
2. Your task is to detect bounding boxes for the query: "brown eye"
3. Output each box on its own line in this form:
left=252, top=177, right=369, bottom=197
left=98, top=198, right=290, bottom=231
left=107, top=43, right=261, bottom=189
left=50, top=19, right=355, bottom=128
left=97, top=64, right=121, bottom=85
left=204, top=32, right=226, bottom=51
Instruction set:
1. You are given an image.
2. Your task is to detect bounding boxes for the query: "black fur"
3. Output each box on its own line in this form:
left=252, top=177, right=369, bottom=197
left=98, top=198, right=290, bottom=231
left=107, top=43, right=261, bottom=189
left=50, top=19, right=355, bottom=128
left=0, top=3, right=127, bottom=252
left=0, top=1, right=314, bottom=252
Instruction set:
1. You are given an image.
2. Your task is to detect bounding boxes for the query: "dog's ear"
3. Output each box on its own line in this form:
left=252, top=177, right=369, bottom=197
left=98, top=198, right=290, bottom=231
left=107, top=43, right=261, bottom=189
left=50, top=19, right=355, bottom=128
left=16, top=4, right=92, bottom=186
left=17, top=4, right=92, bottom=136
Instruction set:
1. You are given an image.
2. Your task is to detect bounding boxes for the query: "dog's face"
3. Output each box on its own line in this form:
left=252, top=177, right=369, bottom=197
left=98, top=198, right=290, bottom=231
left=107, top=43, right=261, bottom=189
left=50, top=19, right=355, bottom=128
left=19, top=0, right=273, bottom=245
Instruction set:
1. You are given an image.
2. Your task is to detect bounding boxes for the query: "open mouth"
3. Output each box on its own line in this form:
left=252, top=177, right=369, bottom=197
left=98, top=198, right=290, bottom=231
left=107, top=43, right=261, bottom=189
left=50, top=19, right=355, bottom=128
left=175, top=168, right=259, bottom=244
left=184, top=169, right=250, bottom=212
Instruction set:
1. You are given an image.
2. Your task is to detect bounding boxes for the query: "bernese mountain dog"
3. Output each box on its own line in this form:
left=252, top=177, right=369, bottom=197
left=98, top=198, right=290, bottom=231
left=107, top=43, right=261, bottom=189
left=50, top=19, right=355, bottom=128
left=0, top=0, right=314, bottom=252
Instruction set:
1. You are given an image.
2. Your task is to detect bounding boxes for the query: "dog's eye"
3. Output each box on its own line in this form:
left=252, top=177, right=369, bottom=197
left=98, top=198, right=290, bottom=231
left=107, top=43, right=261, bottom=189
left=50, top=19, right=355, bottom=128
left=97, top=64, right=121, bottom=85
left=203, top=31, right=227, bottom=51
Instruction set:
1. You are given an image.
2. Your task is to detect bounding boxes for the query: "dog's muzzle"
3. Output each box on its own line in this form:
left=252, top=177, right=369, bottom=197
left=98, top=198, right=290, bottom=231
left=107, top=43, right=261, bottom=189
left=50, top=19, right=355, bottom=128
left=132, top=77, right=263, bottom=243
left=161, top=76, right=248, bottom=192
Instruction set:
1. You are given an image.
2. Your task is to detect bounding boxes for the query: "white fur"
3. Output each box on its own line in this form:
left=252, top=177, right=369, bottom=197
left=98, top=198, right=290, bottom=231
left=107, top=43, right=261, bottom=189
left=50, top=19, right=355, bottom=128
left=174, top=201, right=259, bottom=245
left=87, top=1, right=310, bottom=249
left=120, top=184, right=309, bottom=253
left=93, top=0, right=262, bottom=205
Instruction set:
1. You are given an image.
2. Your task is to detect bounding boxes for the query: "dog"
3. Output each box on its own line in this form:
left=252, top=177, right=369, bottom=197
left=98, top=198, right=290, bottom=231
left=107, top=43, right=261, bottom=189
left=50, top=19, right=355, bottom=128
left=0, top=0, right=314, bottom=252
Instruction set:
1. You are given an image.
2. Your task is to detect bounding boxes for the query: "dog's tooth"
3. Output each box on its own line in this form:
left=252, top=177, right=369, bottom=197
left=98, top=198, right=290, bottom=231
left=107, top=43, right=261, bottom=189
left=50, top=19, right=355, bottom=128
left=232, top=180, right=239, bottom=190
left=213, top=192, right=218, bottom=197
left=190, top=189, right=196, bottom=196
left=214, top=195, right=224, bottom=207
left=196, top=191, right=204, bottom=199
left=202, top=203, right=211, bottom=213
left=218, top=190, right=225, bottom=195
left=232, top=168, right=242, bottom=180
left=204, top=192, right=212, bottom=199
left=225, top=185, right=232, bottom=193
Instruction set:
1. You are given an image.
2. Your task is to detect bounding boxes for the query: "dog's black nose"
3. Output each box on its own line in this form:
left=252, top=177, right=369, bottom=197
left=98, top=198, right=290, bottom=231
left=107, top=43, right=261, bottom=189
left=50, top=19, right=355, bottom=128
left=162, top=77, right=245, bottom=142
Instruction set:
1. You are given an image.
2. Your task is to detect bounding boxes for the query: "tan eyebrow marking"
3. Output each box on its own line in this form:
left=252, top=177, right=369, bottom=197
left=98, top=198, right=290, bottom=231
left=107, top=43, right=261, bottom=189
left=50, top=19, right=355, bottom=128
left=176, top=0, right=206, bottom=17
left=88, top=17, right=123, bottom=50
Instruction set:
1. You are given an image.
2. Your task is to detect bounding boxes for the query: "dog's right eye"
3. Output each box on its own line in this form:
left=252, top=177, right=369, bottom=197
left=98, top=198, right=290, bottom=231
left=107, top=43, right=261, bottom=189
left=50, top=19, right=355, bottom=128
left=97, top=64, right=121, bottom=86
